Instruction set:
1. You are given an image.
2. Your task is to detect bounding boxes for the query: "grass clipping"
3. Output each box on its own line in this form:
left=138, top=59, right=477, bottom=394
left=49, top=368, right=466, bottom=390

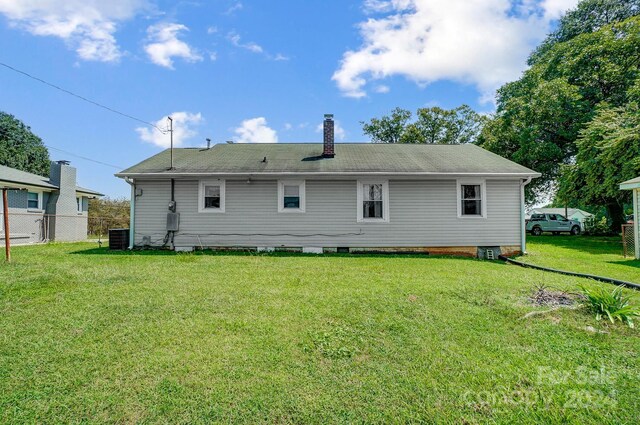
left=521, top=285, right=583, bottom=320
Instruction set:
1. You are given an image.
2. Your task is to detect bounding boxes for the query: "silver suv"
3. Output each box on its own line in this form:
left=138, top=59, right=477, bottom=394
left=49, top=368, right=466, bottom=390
left=526, top=213, right=582, bottom=236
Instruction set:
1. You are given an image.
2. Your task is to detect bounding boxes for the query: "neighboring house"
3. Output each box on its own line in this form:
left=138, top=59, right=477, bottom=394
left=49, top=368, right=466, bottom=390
left=0, top=161, right=103, bottom=245
left=620, top=176, right=640, bottom=259
left=116, top=115, right=540, bottom=257
left=528, top=208, right=594, bottom=230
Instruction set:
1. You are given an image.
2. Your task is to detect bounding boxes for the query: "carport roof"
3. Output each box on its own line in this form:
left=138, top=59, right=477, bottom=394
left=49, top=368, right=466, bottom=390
left=620, top=177, right=640, bottom=190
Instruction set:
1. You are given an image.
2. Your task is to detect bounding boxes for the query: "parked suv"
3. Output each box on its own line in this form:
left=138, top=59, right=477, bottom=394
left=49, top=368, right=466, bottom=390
left=526, top=213, right=582, bottom=236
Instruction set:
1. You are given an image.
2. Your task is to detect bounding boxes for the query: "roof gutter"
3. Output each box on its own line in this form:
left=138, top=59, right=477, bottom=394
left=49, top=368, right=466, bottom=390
left=115, top=171, right=542, bottom=179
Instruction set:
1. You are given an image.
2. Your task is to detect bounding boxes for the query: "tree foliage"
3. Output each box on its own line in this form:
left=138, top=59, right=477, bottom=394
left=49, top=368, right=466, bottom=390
left=361, top=105, right=485, bottom=144
left=88, top=197, right=130, bottom=236
left=0, top=111, right=50, bottom=176
left=557, top=103, right=640, bottom=230
left=529, top=0, right=640, bottom=65
left=479, top=12, right=640, bottom=206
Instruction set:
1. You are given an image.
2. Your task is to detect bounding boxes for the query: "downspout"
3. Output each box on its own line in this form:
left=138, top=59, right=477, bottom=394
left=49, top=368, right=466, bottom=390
left=125, top=177, right=135, bottom=249
left=520, top=177, right=532, bottom=254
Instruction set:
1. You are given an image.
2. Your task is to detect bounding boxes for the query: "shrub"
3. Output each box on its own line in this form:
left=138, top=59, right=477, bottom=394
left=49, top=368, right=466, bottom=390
left=580, top=285, right=640, bottom=328
left=583, top=216, right=612, bottom=236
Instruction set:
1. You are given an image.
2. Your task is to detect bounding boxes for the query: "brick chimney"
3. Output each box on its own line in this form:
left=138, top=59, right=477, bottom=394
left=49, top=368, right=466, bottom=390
left=48, top=160, right=82, bottom=241
left=322, top=114, right=335, bottom=158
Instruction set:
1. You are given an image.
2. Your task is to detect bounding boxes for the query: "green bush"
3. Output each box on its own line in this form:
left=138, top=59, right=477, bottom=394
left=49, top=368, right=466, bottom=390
left=581, top=285, right=640, bottom=328
left=583, top=216, right=612, bottom=236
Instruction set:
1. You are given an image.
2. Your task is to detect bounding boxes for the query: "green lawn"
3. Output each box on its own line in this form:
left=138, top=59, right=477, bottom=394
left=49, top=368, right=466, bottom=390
left=525, top=235, right=640, bottom=284
left=1, top=242, right=639, bottom=424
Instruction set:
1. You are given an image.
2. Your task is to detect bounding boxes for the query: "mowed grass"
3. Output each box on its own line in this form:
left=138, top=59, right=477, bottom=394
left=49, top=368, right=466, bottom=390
left=525, top=236, right=640, bottom=283
left=1, top=243, right=639, bottom=424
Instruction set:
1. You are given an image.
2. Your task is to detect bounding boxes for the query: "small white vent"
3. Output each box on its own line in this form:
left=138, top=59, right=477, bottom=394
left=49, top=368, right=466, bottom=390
left=486, top=249, right=495, bottom=260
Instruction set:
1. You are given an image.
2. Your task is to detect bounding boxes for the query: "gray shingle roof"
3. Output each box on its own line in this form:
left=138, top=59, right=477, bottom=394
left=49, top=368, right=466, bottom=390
left=116, top=143, right=540, bottom=177
left=0, top=164, right=103, bottom=196
left=0, top=164, right=57, bottom=189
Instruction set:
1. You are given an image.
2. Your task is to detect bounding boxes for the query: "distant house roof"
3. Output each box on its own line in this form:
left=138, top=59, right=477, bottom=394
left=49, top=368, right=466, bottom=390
left=0, top=164, right=58, bottom=190
left=620, top=176, right=640, bottom=190
left=531, top=208, right=594, bottom=218
left=116, top=143, right=541, bottom=177
left=0, top=164, right=103, bottom=196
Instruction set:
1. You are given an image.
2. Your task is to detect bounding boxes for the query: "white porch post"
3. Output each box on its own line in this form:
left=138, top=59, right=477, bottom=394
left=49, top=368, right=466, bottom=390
left=634, top=189, right=639, bottom=259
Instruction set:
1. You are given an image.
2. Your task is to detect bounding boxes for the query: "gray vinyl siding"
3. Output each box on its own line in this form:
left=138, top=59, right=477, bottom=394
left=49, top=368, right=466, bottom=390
left=133, top=178, right=521, bottom=248
left=0, top=189, right=51, bottom=245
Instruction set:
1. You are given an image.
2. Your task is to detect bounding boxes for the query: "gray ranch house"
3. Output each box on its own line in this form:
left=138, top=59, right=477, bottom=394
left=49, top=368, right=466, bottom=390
left=116, top=115, right=540, bottom=257
left=0, top=161, right=102, bottom=245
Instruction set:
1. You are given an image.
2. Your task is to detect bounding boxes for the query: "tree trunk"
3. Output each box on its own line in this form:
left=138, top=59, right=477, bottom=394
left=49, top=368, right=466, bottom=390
left=606, top=201, right=625, bottom=234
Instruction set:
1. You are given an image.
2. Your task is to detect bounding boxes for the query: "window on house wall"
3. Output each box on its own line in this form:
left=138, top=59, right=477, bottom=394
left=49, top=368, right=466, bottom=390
left=357, top=180, right=389, bottom=222
left=77, top=196, right=82, bottom=213
left=27, top=192, right=41, bottom=210
left=198, top=180, right=225, bottom=213
left=278, top=180, right=305, bottom=213
left=457, top=180, right=486, bottom=218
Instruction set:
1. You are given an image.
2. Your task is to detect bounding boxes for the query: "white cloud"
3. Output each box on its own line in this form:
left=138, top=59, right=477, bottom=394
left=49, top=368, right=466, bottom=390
left=227, top=31, right=263, bottom=53
left=227, top=31, right=289, bottom=61
left=136, top=112, right=203, bottom=148
left=234, top=117, right=278, bottom=143
left=0, top=0, right=148, bottom=62
left=374, top=84, right=390, bottom=93
left=316, top=121, right=346, bottom=140
left=224, top=1, right=243, bottom=15
left=144, top=22, right=203, bottom=69
left=541, top=0, right=578, bottom=19
left=283, top=123, right=293, bottom=130
left=207, top=26, right=218, bottom=34
left=333, top=0, right=579, bottom=101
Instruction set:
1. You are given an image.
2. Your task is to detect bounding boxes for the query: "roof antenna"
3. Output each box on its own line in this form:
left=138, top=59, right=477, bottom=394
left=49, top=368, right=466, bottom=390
left=206, top=138, right=211, bottom=149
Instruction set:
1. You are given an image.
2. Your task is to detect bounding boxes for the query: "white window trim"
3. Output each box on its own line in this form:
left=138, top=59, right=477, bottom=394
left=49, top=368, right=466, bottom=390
left=198, top=179, right=225, bottom=213
left=456, top=179, right=487, bottom=219
left=278, top=180, right=305, bottom=213
left=27, top=190, right=43, bottom=212
left=357, top=180, right=390, bottom=223
left=76, top=196, right=83, bottom=214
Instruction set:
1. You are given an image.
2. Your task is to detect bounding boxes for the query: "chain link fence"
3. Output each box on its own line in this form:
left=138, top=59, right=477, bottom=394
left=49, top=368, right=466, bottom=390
left=0, top=213, right=128, bottom=245
left=622, top=224, right=636, bottom=258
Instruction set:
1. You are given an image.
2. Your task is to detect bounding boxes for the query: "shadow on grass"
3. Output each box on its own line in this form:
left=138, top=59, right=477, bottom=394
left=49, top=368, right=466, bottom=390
left=608, top=259, right=640, bottom=269
left=70, top=247, right=492, bottom=261
left=527, top=235, right=624, bottom=256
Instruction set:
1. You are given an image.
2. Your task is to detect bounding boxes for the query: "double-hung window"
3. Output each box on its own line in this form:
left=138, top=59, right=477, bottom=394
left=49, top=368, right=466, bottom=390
left=27, top=191, right=41, bottom=210
left=77, top=196, right=83, bottom=213
left=357, top=180, right=389, bottom=222
left=457, top=180, right=486, bottom=218
left=278, top=180, right=305, bottom=213
left=198, top=180, right=225, bottom=213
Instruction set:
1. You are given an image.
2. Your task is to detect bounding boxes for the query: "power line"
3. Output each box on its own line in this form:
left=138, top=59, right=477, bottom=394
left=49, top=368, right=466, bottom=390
left=0, top=61, right=166, bottom=133
left=46, top=145, right=124, bottom=169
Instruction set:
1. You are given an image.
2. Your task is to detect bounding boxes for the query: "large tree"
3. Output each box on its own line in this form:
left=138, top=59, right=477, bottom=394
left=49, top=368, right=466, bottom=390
left=557, top=102, right=640, bottom=231
left=362, top=105, right=485, bottom=144
left=479, top=10, right=640, bottom=204
left=529, top=0, right=640, bottom=65
left=0, top=111, right=50, bottom=176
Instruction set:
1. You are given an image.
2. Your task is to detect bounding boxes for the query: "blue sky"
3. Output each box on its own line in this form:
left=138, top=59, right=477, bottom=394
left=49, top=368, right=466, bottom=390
left=0, top=0, right=578, bottom=197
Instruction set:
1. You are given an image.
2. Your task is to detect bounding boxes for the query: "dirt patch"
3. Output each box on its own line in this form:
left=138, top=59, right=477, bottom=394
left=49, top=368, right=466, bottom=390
left=528, top=285, right=582, bottom=307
